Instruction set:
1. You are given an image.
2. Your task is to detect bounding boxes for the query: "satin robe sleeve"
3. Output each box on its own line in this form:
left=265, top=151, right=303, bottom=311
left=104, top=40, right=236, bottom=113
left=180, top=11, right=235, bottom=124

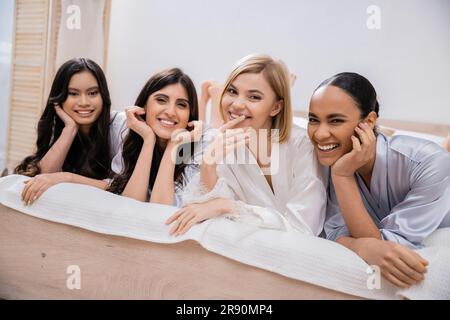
left=323, top=188, right=351, bottom=241
left=379, top=149, right=450, bottom=249
left=110, top=111, right=128, bottom=175
left=325, top=139, right=450, bottom=249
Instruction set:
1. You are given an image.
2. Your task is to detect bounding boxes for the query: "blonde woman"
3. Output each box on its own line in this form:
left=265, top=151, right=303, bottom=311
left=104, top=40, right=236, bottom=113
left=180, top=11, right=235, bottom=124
left=166, top=54, right=326, bottom=236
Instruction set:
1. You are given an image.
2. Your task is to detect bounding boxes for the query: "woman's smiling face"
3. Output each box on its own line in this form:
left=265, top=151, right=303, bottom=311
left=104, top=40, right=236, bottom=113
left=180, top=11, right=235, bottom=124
left=62, top=71, right=103, bottom=132
left=145, top=83, right=191, bottom=142
left=221, top=72, right=281, bottom=131
left=307, top=85, right=363, bottom=167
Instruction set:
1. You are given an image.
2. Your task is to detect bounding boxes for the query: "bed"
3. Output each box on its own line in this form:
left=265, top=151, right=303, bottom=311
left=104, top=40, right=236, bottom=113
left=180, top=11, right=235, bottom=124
left=1, top=174, right=449, bottom=300
left=0, top=117, right=449, bottom=300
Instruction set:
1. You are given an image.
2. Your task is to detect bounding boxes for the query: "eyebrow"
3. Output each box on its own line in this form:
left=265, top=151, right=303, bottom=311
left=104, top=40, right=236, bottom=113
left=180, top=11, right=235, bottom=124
left=308, top=112, right=348, bottom=119
left=154, top=93, right=189, bottom=104
left=229, top=84, right=264, bottom=96
left=176, top=98, right=189, bottom=104
left=327, top=113, right=348, bottom=119
left=68, top=86, right=99, bottom=91
left=248, top=89, right=264, bottom=96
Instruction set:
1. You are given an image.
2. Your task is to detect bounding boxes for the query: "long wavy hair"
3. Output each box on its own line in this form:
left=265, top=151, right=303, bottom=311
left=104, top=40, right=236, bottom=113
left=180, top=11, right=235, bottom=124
left=107, top=68, right=199, bottom=195
left=14, top=58, right=113, bottom=179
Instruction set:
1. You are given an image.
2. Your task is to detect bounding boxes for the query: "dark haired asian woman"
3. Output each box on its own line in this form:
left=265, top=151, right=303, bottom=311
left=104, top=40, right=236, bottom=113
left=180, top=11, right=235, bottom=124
left=15, top=58, right=126, bottom=205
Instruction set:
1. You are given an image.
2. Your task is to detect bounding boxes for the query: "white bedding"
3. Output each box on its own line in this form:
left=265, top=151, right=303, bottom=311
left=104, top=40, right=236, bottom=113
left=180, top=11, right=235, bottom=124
left=1, top=174, right=449, bottom=300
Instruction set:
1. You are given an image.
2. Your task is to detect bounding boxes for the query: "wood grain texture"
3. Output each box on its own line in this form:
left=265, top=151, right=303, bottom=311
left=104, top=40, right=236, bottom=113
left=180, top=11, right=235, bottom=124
left=0, top=204, right=360, bottom=300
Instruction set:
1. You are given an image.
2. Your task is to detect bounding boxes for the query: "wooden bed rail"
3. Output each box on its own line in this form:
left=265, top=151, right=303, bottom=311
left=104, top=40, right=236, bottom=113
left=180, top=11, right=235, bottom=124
left=0, top=204, right=360, bottom=300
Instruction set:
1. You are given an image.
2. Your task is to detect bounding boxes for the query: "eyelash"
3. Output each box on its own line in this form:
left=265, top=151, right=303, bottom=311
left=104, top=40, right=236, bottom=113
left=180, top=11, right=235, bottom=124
left=68, top=91, right=98, bottom=96
left=227, top=88, right=237, bottom=95
left=227, top=88, right=261, bottom=101
left=308, top=118, right=345, bottom=124
left=156, top=98, right=188, bottom=108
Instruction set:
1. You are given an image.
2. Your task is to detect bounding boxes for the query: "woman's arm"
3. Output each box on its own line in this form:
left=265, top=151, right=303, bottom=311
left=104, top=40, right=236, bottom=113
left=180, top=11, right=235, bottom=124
left=149, top=142, right=177, bottom=205
left=21, top=172, right=108, bottom=205
left=336, top=236, right=428, bottom=288
left=121, top=106, right=157, bottom=202
left=200, top=162, right=219, bottom=192
left=39, top=106, right=78, bottom=173
left=165, top=197, right=232, bottom=236
left=151, top=122, right=207, bottom=205
left=331, top=174, right=381, bottom=239
left=122, top=139, right=155, bottom=201
left=331, top=122, right=380, bottom=239
left=200, top=116, right=249, bottom=192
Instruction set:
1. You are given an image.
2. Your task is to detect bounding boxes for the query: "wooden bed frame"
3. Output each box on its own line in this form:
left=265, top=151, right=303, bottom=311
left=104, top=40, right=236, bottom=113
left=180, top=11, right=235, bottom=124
left=0, top=204, right=360, bottom=300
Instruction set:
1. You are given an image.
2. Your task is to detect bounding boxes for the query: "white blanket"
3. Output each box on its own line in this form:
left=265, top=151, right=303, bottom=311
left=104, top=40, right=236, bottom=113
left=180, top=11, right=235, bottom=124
left=1, top=174, right=449, bottom=300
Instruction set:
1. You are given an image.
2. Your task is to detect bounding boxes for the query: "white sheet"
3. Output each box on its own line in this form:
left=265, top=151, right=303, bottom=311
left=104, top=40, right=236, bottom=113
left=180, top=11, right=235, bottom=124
left=1, top=174, right=449, bottom=300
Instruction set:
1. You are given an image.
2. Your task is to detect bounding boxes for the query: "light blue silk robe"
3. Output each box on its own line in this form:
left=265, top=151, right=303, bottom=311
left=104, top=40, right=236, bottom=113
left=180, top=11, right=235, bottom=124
left=324, top=132, right=450, bottom=249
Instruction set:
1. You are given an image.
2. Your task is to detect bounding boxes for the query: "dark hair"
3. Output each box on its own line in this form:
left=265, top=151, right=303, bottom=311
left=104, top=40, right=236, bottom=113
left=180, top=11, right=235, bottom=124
left=14, top=58, right=114, bottom=179
left=107, top=68, right=199, bottom=195
left=314, top=72, right=379, bottom=118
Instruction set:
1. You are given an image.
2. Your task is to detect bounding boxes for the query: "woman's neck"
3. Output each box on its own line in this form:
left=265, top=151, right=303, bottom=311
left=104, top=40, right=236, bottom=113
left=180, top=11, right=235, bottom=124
left=79, top=124, right=91, bottom=137
left=157, top=137, right=168, bottom=149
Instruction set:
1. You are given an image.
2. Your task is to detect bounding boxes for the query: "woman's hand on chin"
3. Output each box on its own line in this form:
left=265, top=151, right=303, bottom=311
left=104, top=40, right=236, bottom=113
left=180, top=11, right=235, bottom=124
left=331, top=122, right=376, bottom=177
left=125, top=106, right=156, bottom=143
left=54, top=104, right=78, bottom=130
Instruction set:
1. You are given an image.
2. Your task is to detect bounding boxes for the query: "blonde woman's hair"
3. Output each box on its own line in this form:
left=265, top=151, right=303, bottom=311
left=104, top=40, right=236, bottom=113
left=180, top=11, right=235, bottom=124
left=220, top=54, right=293, bottom=143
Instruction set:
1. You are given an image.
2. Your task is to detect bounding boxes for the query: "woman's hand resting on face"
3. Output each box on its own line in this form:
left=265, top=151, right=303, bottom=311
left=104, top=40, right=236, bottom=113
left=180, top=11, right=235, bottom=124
left=331, top=122, right=376, bottom=177
left=125, top=106, right=156, bottom=143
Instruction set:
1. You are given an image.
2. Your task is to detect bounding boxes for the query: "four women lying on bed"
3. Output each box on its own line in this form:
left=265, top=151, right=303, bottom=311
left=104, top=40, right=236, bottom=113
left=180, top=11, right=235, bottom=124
left=13, top=56, right=450, bottom=289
